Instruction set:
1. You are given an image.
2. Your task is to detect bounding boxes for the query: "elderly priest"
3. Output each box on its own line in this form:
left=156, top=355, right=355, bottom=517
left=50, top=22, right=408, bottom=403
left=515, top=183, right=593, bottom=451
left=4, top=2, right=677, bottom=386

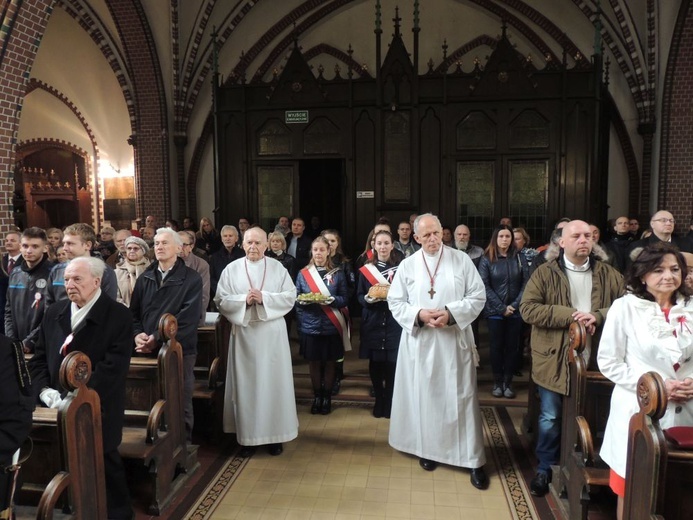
left=214, top=227, right=298, bottom=456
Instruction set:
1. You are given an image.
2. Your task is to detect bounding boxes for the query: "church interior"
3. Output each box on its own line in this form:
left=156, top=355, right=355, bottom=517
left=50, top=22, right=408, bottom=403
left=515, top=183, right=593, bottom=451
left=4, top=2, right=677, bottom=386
left=3, top=0, right=693, bottom=518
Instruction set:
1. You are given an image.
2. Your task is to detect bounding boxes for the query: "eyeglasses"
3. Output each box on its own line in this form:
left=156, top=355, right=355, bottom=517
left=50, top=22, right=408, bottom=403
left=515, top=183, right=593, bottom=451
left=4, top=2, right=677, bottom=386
left=652, top=218, right=675, bottom=224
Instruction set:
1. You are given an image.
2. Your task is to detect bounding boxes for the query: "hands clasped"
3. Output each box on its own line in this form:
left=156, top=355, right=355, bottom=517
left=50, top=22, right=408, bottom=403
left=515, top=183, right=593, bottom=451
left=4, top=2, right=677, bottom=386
left=572, top=311, right=596, bottom=335
left=666, top=377, right=693, bottom=402
left=134, top=332, right=157, bottom=354
left=246, top=288, right=263, bottom=306
left=418, top=308, right=450, bottom=328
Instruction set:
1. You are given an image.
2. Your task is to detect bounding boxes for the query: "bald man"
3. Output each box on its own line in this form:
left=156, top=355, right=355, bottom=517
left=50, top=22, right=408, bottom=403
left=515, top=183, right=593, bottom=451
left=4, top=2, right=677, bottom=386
left=605, top=216, right=633, bottom=272
left=520, top=220, right=624, bottom=496
left=627, top=210, right=693, bottom=265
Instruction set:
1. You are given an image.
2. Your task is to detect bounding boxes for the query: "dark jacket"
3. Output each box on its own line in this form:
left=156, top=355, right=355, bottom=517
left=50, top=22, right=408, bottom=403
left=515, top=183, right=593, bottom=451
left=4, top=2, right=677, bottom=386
left=265, top=250, right=297, bottom=280
left=478, top=252, right=529, bottom=318
left=130, top=258, right=202, bottom=356
left=286, top=234, right=312, bottom=271
left=4, top=256, right=54, bottom=351
left=605, top=234, right=633, bottom=273
left=195, top=230, right=222, bottom=256
left=627, top=233, right=693, bottom=267
left=46, top=258, right=118, bottom=306
left=0, top=334, right=33, bottom=466
left=209, top=246, right=245, bottom=296
left=28, top=293, right=133, bottom=451
left=356, top=262, right=402, bottom=358
left=0, top=255, right=24, bottom=325
left=295, top=267, right=349, bottom=336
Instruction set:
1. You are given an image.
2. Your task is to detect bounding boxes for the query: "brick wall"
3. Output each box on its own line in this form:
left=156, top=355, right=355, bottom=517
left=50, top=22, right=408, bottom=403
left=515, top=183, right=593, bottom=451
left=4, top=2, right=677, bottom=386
left=0, top=0, right=55, bottom=234
left=107, top=0, right=169, bottom=222
left=659, top=0, right=693, bottom=229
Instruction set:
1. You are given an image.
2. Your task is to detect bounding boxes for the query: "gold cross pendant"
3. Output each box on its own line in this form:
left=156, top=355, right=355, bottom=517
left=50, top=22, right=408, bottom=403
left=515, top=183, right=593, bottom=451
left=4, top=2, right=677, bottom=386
left=428, top=287, right=436, bottom=299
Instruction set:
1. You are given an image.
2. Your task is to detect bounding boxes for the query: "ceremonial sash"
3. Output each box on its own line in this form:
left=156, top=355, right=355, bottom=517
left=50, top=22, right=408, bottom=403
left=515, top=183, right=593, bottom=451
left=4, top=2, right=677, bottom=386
left=302, top=265, right=351, bottom=351
left=359, top=264, right=389, bottom=286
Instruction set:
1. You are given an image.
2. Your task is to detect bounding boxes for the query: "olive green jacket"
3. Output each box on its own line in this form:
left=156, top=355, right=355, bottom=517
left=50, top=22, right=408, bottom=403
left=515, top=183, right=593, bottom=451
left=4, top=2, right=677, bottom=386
left=520, top=253, right=624, bottom=395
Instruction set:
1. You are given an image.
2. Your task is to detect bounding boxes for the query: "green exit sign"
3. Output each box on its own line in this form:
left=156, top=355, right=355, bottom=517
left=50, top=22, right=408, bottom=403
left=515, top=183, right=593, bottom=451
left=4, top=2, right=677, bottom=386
left=285, top=110, right=309, bottom=123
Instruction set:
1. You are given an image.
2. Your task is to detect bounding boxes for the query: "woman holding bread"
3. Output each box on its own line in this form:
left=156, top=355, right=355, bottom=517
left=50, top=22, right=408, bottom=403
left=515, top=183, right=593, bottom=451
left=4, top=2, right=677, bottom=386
left=295, top=236, right=350, bottom=415
left=357, top=230, right=403, bottom=417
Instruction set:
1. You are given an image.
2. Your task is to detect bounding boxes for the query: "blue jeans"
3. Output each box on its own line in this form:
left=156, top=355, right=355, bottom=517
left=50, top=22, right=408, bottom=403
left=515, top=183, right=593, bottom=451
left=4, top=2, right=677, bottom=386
left=536, top=385, right=562, bottom=474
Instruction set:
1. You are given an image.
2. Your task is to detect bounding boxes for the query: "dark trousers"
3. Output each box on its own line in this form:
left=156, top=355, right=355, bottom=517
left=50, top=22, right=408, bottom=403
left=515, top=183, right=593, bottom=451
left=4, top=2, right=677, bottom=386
left=183, top=354, right=196, bottom=442
left=487, top=317, right=523, bottom=382
left=105, top=449, right=133, bottom=519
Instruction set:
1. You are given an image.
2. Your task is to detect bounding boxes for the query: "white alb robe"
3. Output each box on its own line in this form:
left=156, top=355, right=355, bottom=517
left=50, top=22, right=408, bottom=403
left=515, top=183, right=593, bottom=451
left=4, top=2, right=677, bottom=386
left=387, top=246, right=487, bottom=467
left=214, top=257, right=298, bottom=445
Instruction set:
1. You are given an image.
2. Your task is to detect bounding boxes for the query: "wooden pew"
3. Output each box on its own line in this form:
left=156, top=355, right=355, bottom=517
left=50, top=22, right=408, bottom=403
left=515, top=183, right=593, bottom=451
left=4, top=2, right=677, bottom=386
left=120, top=313, right=198, bottom=515
left=550, top=321, right=614, bottom=520
left=17, top=351, right=108, bottom=518
left=623, top=371, right=693, bottom=520
left=192, top=313, right=230, bottom=437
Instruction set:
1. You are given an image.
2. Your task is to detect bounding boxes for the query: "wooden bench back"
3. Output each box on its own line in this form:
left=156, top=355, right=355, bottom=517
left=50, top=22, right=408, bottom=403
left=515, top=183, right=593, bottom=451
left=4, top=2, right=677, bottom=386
left=36, top=351, right=107, bottom=519
left=624, top=371, right=693, bottom=520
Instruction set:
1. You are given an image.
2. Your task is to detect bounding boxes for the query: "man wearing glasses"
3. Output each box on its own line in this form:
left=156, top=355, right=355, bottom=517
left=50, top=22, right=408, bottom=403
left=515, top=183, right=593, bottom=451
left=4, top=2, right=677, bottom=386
left=179, top=230, right=210, bottom=319
left=627, top=210, right=693, bottom=265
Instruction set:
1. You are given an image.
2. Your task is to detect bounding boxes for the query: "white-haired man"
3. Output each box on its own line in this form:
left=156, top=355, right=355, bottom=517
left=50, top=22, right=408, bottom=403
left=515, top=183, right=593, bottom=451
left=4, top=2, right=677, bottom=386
left=387, top=213, right=489, bottom=489
left=29, top=256, right=134, bottom=519
left=130, top=227, right=202, bottom=441
left=214, top=227, right=298, bottom=456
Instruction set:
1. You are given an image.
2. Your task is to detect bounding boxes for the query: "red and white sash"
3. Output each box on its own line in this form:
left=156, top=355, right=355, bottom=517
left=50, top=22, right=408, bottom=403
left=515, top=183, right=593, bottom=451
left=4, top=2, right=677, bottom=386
left=359, top=264, right=389, bottom=286
left=302, top=265, right=351, bottom=351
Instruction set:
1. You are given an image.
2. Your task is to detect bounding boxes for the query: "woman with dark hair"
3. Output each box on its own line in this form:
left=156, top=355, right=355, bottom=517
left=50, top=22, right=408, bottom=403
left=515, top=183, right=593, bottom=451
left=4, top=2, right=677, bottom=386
left=357, top=230, right=402, bottom=418
left=598, top=242, right=693, bottom=520
left=478, top=225, right=529, bottom=398
left=295, top=236, right=350, bottom=415
left=513, top=227, right=538, bottom=266
left=442, top=226, right=454, bottom=247
left=195, top=217, right=222, bottom=255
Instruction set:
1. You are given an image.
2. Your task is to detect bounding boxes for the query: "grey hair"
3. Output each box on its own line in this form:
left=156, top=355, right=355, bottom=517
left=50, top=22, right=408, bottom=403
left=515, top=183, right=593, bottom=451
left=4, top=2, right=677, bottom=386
left=68, top=256, right=106, bottom=280
left=220, top=225, right=239, bottom=236
left=155, top=227, right=183, bottom=246
left=413, top=213, right=441, bottom=234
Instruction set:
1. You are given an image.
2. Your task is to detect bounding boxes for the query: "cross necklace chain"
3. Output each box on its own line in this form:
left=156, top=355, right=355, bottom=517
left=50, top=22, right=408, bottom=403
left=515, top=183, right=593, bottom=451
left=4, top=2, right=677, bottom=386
left=245, top=257, right=267, bottom=291
left=421, top=247, right=444, bottom=299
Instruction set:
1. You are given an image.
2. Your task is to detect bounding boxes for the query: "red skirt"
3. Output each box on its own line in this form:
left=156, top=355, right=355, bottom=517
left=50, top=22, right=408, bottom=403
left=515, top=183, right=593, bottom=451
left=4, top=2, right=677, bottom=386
left=609, top=469, right=626, bottom=497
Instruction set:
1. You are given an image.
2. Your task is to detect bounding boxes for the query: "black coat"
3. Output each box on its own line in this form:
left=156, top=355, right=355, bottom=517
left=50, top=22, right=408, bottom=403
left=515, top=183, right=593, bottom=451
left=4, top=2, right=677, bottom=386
left=478, top=252, right=529, bottom=318
left=130, top=258, right=202, bottom=356
left=286, top=234, right=312, bottom=271
left=0, top=334, right=33, bottom=466
left=0, top=255, right=23, bottom=325
left=28, top=293, right=133, bottom=452
left=356, top=262, right=402, bottom=358
left=210, top=246, right=245, bottom=296
left=265, top=250, right=297, bottom=280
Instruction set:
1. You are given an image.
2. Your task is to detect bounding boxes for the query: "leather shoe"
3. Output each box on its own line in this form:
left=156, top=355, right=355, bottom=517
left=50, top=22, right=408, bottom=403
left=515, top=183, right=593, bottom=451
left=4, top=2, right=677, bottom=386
left=419, top=458, right=437, bottom=471
left=238, top=446, right=256, bottom=458
left=530, top=472, right=550, bottom=496
left=470, top=467, right=489, bottom=490
left=268, top=443, right=283, bottom=456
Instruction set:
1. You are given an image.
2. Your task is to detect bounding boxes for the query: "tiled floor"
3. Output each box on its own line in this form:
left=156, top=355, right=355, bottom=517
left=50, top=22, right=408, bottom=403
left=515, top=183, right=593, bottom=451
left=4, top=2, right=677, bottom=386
left=211, top=404, right=519, bottom=520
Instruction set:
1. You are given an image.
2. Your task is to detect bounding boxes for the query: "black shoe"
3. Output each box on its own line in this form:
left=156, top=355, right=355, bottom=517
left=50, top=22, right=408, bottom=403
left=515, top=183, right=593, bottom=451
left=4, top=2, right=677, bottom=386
left=530, top=472, right=550, bottom=497
left=419, top=458, right=437, bottom=471
left=320, top=394, right=332, bottom=415
left=373, top=398, right=384, bottom=418
left=470, top=467, right=489, bottom=490
left=238, top=445, right=256, bottom=458
left=332, top=379, right=341, bottom=396
left=268, top=443, right=283, bottom=456
left=311, top=392, right=321, bottom=415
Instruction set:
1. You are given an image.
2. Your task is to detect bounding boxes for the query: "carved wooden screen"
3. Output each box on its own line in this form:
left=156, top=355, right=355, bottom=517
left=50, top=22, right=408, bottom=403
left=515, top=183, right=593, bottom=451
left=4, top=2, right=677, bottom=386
left=384, top=112, right=411, bottom=202
left=508, top=159, right=549, bottom=245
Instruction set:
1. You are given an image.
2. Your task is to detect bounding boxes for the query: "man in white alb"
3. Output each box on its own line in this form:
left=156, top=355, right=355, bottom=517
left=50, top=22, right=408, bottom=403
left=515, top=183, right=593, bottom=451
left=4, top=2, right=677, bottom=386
left=214, top=227, right=298, bottom=456
left=387, top=213, right=489, bottom=489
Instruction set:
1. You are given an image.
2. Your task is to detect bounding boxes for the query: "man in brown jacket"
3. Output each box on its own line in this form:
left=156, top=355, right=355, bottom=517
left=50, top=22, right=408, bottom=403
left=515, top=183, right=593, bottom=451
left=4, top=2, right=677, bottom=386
left=520, top=220, right=624, bottom=496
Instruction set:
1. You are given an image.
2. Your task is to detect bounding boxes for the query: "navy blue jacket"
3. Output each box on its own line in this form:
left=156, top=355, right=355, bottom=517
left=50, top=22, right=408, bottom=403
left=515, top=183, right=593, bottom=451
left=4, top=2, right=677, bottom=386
left=295, top=267, right=348, bottom=336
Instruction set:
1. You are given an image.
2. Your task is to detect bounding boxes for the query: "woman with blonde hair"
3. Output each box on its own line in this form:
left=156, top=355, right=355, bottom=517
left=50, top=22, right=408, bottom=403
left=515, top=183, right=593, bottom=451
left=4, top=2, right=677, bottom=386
left=195, top=217, right=222, bottom=255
